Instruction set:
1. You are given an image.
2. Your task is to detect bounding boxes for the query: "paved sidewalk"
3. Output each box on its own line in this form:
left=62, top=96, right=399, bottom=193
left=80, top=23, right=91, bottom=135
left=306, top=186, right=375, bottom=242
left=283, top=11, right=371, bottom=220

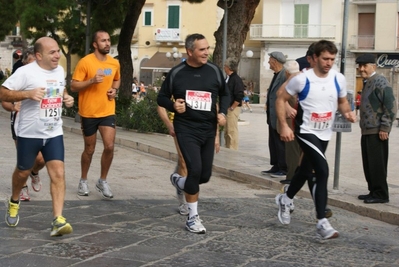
left=60, top=105, right=399, bottom=226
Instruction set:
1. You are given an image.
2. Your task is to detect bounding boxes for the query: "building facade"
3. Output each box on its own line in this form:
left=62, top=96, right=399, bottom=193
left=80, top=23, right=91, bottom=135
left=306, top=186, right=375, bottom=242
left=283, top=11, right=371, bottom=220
left=249, top=0, right=399, bottom=104
left=133, top=0, right=223, bottom=86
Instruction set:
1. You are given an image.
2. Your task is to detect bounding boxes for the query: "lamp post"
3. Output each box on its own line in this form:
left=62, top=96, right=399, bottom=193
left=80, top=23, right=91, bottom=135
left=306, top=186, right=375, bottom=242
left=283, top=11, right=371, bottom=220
left=166, top=47, right=182, bottom=66
left=78, top=0, right=111, bottom=55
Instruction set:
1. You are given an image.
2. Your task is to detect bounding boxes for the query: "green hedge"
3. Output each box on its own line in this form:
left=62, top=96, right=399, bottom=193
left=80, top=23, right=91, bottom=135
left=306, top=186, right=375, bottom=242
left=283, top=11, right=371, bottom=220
left=61, top=87, right=168, bottom=134
left=116, top=90, right=168, bottom=134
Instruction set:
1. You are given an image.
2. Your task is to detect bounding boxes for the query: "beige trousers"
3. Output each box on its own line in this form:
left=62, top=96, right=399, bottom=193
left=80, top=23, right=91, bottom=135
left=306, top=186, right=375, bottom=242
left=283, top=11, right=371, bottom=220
left=224, top=107, right=241, bottom=150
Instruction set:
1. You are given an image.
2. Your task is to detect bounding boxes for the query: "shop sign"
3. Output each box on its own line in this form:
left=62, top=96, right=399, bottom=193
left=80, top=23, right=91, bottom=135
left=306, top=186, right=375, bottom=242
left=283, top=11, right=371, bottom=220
left=376, top=54, right=399, bottom=68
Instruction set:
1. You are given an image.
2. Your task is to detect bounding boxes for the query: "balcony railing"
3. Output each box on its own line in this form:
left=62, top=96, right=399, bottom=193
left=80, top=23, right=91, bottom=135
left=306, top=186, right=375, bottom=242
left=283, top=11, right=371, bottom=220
left=250, top=24, right=336, bottom=40
left=349, top=35, right=375, bottom=49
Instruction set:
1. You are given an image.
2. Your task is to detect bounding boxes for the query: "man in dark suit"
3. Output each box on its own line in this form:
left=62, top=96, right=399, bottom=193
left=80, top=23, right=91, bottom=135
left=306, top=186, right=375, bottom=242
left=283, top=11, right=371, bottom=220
left=261, top=51, right=287, bottom=178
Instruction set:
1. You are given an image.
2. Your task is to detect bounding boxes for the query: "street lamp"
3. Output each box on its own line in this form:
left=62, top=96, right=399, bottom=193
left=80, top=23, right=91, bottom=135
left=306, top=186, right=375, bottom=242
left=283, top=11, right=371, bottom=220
left=166, top=47, right=182, bottom=64
left=77, top=0, right=111, bottom=55
left=241, top=44, right=253, bottom=60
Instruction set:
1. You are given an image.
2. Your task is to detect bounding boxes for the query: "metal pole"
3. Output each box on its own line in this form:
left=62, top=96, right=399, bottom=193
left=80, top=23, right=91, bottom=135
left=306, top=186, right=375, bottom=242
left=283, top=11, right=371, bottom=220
left=85, top=0, right=91, bottom=55
left=222, top=0, right=228, bottom=70
left=333, top=0, right=350, bottom=190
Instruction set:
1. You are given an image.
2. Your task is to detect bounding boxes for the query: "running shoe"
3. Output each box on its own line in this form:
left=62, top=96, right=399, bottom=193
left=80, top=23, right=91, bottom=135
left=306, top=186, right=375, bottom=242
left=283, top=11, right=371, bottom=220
left=30, top=173, right=42, bottom=192
left=96, top=179, right=113, bottom=199
left=186, top=215, right=206, bottom=234
left=316, top=218, right=339, bottom=239
left=275, top=193, right=291, bottom=225
left=170, top=173, right=188, bottom=215
left=5, top=199, right=20, bottom=227
left=281, top=185, right=294, bottom=213
left=50, top=216, right=73, bottom=237
left=178, top=203, right=189, bottom=216
left=20, top=186, right=30, bottom=201
left=170, top=173, right=184, bottom=195
left=77, top=179, right=90, bottom=196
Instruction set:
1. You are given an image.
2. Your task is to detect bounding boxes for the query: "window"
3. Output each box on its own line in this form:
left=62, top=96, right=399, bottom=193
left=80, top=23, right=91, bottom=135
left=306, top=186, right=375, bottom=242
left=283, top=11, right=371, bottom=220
left=143, top=10, right=152, bottom=26
left=358, top=13, right=375, bottom=49
left=294, top=4, right=309, bottom=38
left=168, top=5, right=180, bottom=29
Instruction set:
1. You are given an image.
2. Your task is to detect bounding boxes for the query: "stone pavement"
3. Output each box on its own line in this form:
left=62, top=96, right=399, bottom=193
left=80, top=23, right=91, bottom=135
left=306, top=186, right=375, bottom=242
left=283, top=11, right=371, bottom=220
left=0, top=107, right=398, bottom=266
left=62, top=104, right=399, bottom=226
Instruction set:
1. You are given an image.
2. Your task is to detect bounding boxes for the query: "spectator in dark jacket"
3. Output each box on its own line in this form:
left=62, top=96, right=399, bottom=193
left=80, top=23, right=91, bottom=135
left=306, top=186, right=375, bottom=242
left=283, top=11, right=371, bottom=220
left=223, top=57, right=244, bottom=150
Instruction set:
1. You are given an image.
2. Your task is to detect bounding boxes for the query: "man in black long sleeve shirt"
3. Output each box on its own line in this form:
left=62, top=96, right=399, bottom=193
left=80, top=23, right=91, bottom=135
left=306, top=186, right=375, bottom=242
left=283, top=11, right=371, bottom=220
left=224, top=57, right=244, bottom=150
left=157, top=33, right=229, bottom=234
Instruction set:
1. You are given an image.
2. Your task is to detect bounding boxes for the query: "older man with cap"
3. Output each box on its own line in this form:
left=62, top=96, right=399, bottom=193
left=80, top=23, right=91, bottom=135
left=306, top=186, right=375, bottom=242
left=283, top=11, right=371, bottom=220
left=261, top=51, right=288, bottom=178
left=356, top=54, right=397, bottom=204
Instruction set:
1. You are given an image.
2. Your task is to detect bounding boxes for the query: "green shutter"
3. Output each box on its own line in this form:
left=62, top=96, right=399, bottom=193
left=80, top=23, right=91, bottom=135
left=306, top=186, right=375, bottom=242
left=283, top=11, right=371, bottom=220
left=168, top=6, right=179, bottom=29
left=145, top=11, right=151, bottom=26
left=294, top=4, right=309, bottom=38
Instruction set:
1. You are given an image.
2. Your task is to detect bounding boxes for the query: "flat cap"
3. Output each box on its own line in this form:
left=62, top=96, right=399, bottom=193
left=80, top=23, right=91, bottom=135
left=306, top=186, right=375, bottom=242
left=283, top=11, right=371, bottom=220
left=356, top=54, right=376, bottom=64
left=268, top=51, right=286, bottom=64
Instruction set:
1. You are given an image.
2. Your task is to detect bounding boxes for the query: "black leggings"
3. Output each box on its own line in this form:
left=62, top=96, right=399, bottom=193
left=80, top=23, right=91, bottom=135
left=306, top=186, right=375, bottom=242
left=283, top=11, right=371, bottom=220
left=176, top=132, right=215, bottom=195
left=286, top=133, right=329, bottom=220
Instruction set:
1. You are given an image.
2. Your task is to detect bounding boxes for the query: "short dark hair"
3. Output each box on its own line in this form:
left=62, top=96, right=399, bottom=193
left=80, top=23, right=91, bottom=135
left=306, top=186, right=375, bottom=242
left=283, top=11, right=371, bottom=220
left=92, top=30, right=108, bottom=44
left=12, top=52, right=20, bottom=59
left=185, top=33, right=206, bottom=51
left=306, top=42, right=316, bottom=57
left=313, top=40, right=338, bottom=57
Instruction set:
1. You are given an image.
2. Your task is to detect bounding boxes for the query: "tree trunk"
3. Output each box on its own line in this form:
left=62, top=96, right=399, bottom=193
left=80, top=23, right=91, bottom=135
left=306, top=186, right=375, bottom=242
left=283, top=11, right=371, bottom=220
left=214, top=0, right=260, bottom=69
left=117, top=0, right=146, bottom=107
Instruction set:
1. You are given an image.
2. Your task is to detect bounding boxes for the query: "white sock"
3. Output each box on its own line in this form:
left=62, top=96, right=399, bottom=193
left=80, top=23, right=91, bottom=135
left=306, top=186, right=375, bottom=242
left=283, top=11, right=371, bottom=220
left=317, top=218, right=327, bottom=227
left=282, top=194, right=293, bottom=205
left=99, top=178, right=106, bottom=183
left=177, top=176, right=186, bottom=190
left=187, top=201, right=198, bottom=218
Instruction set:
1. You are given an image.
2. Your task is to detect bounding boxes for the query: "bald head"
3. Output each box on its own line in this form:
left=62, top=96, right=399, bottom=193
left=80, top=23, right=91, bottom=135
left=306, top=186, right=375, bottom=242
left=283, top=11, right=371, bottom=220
left=33, top=37, right=61, bottom=70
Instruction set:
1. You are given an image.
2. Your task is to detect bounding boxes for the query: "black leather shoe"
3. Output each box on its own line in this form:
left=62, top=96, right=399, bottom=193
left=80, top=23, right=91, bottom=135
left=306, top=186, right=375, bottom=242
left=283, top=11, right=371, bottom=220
left=358, top=193, right=371, bottom=200
left=364, top=197, right=389, bottom=204
left=325, top=208, right=333, bottom=218
left=279, top=179, right=291, bottom=184
left=261, top=167, right=279, bottom=175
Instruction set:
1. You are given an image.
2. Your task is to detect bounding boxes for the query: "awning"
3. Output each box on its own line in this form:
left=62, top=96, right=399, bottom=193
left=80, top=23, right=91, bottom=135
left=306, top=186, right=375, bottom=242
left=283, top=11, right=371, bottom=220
left=141, top=51, right=187, bottom=71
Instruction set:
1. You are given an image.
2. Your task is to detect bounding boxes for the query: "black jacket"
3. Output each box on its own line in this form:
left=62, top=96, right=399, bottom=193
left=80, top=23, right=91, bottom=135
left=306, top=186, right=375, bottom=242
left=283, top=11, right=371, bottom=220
left=226, top=72, right=244, bottom=107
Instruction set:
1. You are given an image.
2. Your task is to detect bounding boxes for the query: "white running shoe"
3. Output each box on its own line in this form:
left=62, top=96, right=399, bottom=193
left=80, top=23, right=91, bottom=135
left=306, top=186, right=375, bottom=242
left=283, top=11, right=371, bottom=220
left=186, top=215, right=206, bottom=234
left=178, top=203, right=189, bottom=216
left=275, top=193, right=291, bottom=225
left=281, top=185, right=294, bottom=213
left=96, top=179, right=113, bottom=199
left=316, top=218, right=339, bottom=239
left=170, top=173, right=189, bottom=215
left=77, top=179, right=89, bottom=196
left=170, top=173, right=183, bottom=193
left=20, top=186, right=30, bottom=201
left=30, top=173, right=42, bottom=192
